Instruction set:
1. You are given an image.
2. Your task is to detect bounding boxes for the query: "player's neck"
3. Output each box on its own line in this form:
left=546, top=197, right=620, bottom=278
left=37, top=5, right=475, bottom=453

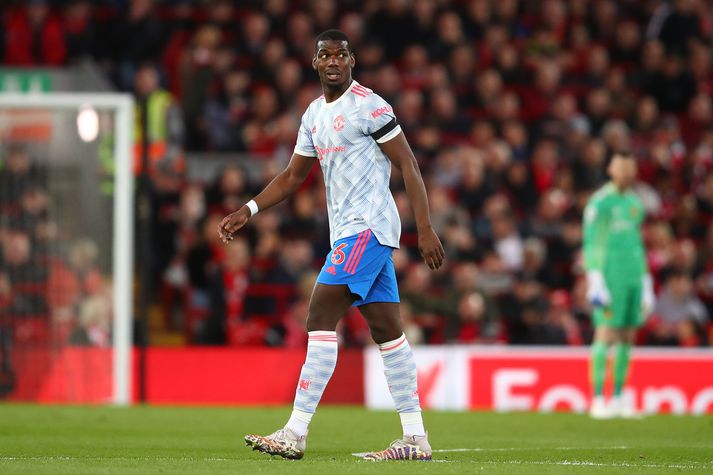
left=611, top=182, right=631, bottom=194
left=323, top=80, right=353, bottom=103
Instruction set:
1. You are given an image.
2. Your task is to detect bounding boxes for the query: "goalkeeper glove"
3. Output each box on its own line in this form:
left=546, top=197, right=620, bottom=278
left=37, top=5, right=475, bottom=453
left=586, top=270, right=611, bottom=307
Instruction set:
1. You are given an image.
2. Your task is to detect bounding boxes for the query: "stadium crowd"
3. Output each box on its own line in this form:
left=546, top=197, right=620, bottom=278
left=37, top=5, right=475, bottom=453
left=1, top=0, right=713, bottom=348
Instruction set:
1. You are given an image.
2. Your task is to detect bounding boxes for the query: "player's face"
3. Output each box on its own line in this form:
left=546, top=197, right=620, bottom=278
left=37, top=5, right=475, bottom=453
left=608, top=156, right=637, bottom=189
left=313, top=40, right=354, bottom=90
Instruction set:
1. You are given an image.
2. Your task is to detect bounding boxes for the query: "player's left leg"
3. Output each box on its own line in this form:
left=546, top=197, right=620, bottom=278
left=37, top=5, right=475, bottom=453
left=609, top=284, right=644, bottom=418
left=610, top=327, right=639, bottom=417
left=356, top=262, right=431, bottom=460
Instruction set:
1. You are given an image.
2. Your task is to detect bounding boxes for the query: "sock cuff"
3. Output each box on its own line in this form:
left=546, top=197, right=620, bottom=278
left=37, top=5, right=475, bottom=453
left=291, top=409, right=314, bottom=423
left=399, top=411, right=423, bottom=424
left=308, top=331, right=338, bottom=347
left=379, top=333, right=408, bottom=354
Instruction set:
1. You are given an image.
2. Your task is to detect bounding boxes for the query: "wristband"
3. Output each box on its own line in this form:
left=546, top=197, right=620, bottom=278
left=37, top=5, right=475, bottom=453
left=246, top=199, right=259, bottom=217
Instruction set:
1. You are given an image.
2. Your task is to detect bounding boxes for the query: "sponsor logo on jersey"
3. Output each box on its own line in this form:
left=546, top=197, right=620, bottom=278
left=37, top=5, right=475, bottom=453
left=315, top=144, right=346, bottom=161
left=333, top=115, right=345, bottom=131
left=311, top=125, right=317, bottom=134
left=371, top=106, right=392, bottom=119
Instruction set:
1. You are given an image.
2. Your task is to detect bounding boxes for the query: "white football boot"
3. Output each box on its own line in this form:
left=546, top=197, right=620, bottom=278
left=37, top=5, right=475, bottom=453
left=589, top=396, right=615, bottom=419
left=361, top=434, right=432, bottom=461
left=245, top=427, right=307, bottom=459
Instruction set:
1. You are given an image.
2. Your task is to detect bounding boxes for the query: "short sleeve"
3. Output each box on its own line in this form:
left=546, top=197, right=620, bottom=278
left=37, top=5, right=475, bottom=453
left=294, top=112, right=317, bottom=157
left=360, top=94, right=402, bottom=144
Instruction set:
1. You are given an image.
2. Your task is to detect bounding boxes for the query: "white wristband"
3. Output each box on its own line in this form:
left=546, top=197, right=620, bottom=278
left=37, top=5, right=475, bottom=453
left=246, top=199, right=259, bottom=217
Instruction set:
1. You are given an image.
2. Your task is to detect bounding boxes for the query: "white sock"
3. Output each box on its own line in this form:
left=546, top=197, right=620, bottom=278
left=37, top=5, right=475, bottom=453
left=400, top=411, right=426, bottom=437
left=286, top=409, right=312, bottom=437
left=378, top=333, right=426, bottom=437
left=285, top=331, right=338, bottom=437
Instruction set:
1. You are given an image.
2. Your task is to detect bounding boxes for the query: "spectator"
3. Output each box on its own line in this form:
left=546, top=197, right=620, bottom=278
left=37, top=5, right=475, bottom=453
left=0, top=145, right=45, bottom=209
left=647, top=269, right=709, bottom=346
left=110, top=0, right=167, bottom=90
left=2, top=0, right=66, bottom=66
left=133, top=64, right=184, bottom=176
left=0, top=230, right=48, bottom=319
left=202, top=237, right=251, bottom=345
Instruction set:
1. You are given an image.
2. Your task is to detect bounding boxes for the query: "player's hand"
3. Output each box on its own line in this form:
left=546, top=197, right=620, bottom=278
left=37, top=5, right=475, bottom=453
left=586, top=270, right=611, bottom=307
left=418, top=226, right=445, bottom=270
left=641, top=274, right=655, bottom=316
left=218, top=207, right=250, bottom=244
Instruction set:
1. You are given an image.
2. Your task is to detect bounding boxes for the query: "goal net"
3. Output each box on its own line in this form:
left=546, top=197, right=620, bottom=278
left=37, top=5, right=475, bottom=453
left=0, top=94, right=133, bottom=405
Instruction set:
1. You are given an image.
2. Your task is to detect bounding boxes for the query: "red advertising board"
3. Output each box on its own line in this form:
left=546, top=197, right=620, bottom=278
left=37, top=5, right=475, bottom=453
left=139, top=347, right=364, bottom=405
left=7, top=346, right=713, bottom=414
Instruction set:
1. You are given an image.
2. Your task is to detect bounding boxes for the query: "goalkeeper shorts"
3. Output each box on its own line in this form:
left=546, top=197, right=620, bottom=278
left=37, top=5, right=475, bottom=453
left=593, top=282, right=643, bottom=328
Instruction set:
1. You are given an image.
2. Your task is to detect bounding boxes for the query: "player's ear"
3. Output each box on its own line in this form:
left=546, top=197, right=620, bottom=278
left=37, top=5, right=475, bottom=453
left=350, top=53, right=355, bottom=68
left=312, top=56, right=317, bottom=70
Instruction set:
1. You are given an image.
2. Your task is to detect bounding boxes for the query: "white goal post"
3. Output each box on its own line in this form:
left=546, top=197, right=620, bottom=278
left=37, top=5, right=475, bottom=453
left=0, top=93, right=134, bottom=405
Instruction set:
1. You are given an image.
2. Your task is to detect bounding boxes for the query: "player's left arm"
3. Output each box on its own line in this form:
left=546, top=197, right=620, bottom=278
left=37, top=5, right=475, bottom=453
left=379, top=132, right=445, bottom=270
left=635, top=197, right=655, bottom=317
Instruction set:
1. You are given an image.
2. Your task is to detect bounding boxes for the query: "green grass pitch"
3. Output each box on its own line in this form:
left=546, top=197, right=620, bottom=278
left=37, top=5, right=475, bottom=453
left=0, top=405, right=711, bottom=474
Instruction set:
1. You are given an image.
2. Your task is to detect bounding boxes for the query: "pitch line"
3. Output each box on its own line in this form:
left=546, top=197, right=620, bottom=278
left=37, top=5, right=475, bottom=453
left=432, top=445, right=630, bottom=453
left=476, top=460, right=713, bottom=470
left=352, top=445, right=631, bottom=456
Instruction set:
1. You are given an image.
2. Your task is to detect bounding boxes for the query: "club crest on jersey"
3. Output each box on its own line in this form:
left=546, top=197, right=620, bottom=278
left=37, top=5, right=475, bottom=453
left=333, top=115, right=345, bottom=131
left=311, top=125, right=317, bottom=134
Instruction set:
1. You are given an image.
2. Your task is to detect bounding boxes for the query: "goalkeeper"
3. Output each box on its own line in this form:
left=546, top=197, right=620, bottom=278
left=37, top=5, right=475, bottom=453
left=582, top=153, right=655, bottom=418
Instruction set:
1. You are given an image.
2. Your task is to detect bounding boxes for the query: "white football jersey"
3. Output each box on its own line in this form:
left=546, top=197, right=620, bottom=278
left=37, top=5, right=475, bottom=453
left=294, top=80, right=402, bottom=248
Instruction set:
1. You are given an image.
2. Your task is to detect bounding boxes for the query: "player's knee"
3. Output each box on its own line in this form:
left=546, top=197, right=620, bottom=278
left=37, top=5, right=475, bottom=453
left=366, top=316, right=401, bottom=344
left=305, top=312, right=338, bottom=332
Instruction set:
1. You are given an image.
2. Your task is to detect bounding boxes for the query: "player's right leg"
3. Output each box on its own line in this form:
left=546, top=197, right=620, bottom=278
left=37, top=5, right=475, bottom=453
left=244, top=283, right=354, bottom=459
left=589, top=324, right=615, bottom=419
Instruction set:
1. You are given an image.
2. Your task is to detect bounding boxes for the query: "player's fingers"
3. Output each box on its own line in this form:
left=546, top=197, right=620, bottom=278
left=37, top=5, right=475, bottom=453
left=425, top=255, right=436, bottom=270
left=434, top=251, right=444, bottom=269
left=217, top=225, right=227, bottom=241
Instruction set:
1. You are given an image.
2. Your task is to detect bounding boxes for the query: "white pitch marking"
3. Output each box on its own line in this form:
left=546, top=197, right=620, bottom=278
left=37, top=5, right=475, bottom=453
left=352, top=446, right=629, bottom=457
left=476, top=460, right=713, bottom=470
left=432, top=446, right=630, bottom=453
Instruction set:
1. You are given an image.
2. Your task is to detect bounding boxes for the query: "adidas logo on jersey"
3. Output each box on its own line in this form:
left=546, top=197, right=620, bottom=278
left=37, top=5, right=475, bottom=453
left=325, top=265, right=337, bottom=275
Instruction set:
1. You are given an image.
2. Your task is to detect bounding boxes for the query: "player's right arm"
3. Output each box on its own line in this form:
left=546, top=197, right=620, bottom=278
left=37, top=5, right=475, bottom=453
left=583, top=193, right=611, bottom=306
left=218, top=153, right=314, bottom=242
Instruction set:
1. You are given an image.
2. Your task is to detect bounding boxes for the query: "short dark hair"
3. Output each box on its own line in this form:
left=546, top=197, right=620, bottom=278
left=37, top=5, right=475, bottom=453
left=610, top=151, right=635, bottom=160
left=606, top=151, right=635, bottom=167
left=314, top=29, right=352, bottom=53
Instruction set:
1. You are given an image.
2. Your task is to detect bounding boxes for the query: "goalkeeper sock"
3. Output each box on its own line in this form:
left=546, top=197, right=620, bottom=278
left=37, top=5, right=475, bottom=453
left=591, top=341, right=608, bottom=397
left=379, top=333, right=425, bottom=437
left=286, top=331, right=338, bottom=437
left=613, top=343, right=631, bottom=397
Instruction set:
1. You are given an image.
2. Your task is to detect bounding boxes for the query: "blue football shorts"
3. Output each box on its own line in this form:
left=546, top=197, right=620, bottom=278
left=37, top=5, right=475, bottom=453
left=316, top=229, right=400, bottom=307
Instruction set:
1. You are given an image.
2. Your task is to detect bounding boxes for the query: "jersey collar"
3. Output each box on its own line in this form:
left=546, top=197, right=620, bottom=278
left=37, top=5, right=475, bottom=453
left=323, top=80, right=357, bottom=109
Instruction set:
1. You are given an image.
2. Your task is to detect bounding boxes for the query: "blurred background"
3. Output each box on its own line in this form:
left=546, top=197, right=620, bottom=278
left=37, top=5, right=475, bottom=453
left=0, top=0, right=712, bottom=410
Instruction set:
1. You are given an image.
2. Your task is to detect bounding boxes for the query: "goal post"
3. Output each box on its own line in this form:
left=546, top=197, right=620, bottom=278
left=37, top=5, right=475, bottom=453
left=0, top=93, right=134, bottom=405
